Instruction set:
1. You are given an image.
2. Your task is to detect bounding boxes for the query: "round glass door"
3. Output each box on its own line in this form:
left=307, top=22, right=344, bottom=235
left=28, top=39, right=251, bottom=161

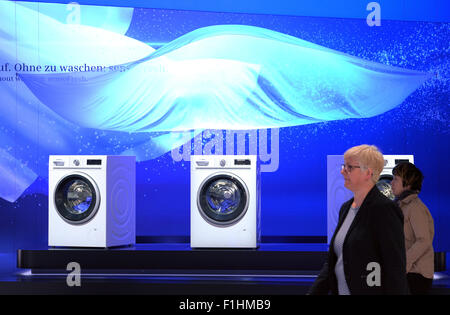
left=376, top=174, right=395, bottom=200
left=197, top=173, right=249, bottom=226
left=54, top=174, right=100, bottom=224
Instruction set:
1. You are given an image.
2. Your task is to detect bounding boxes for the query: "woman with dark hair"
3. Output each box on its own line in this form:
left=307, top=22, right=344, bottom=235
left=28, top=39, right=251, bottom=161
left=391, top=162, right=435, bottom=295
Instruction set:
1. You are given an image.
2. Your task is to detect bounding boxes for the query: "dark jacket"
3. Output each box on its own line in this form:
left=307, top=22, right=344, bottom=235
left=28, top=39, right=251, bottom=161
left=309, top=185, right=408, bottom=295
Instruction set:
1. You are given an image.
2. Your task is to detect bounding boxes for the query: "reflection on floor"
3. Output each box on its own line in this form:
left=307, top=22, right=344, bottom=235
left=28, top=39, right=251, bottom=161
left=1, top=246, right=449, bottom=295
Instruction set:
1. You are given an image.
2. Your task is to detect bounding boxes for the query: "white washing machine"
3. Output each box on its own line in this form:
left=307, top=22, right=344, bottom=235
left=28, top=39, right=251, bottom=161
left=191, top=155, right=261, bottom=248
left=48, top=155, right=136, bottom=248
left=327, top=154, right=414, bottom=243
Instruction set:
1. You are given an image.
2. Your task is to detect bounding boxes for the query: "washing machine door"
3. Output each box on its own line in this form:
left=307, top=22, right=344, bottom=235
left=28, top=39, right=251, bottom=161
left=197, top=173, right=249, bottom=226
left=376, top=174, right=395, bottom=200
left=54, top=173, right=100, bottom=224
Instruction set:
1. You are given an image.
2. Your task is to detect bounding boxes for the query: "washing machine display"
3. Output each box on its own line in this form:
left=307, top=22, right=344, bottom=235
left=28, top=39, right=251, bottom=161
left=198, top=173, right=249, bottom=226
left=191, top=155, right=261, bottom=248
left=54, top=173, right=100, bottom=224
left=48, top=155, right=136, bottom=248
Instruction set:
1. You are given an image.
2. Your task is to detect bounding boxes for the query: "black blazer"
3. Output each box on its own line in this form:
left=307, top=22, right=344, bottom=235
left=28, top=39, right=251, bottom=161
left=309, top=186, right=408, bottom=295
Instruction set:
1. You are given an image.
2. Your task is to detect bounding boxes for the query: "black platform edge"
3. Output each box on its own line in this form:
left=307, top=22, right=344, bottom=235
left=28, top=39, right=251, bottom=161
left=136, top=235, right=328, bottom=244
left=17, top=248, right=328, bottom=274
left=435, top=252, right=447, bottom=272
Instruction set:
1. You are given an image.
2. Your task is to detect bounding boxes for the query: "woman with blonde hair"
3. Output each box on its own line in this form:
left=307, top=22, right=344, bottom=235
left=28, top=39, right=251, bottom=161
left=309, top=144, right=408, bottom=295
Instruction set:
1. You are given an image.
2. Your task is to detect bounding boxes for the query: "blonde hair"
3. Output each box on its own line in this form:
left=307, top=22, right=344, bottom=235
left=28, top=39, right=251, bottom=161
left=344, top=144, right=385, bottom=183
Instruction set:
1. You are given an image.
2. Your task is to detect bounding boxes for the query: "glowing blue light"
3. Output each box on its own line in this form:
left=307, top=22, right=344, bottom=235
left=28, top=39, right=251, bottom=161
left=19, top=24, right=431, bottom=132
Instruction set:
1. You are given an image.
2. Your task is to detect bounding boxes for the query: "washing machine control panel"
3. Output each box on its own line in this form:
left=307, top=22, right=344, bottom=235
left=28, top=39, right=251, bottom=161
left=50, top=156, right=105, bottom=169
left=382, top=156, right=414, bottom=169
left=192, top=155, right=255, bottom=169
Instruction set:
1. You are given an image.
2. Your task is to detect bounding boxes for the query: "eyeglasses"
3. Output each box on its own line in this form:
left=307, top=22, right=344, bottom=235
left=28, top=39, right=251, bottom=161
left=341, top=164, right=361, bottom=172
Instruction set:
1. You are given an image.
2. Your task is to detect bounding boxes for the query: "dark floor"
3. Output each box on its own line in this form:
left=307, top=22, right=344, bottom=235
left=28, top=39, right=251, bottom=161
left=1, top=245, right=449, bottom=296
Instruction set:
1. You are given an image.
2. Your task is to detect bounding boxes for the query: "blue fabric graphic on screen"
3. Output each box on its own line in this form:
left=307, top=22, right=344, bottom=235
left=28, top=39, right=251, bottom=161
left=19, top=24, right=430, bottom=132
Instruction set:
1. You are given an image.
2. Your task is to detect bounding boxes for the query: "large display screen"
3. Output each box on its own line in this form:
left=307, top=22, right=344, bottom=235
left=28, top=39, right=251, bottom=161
left=0, top=1, right=448, bottom=251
